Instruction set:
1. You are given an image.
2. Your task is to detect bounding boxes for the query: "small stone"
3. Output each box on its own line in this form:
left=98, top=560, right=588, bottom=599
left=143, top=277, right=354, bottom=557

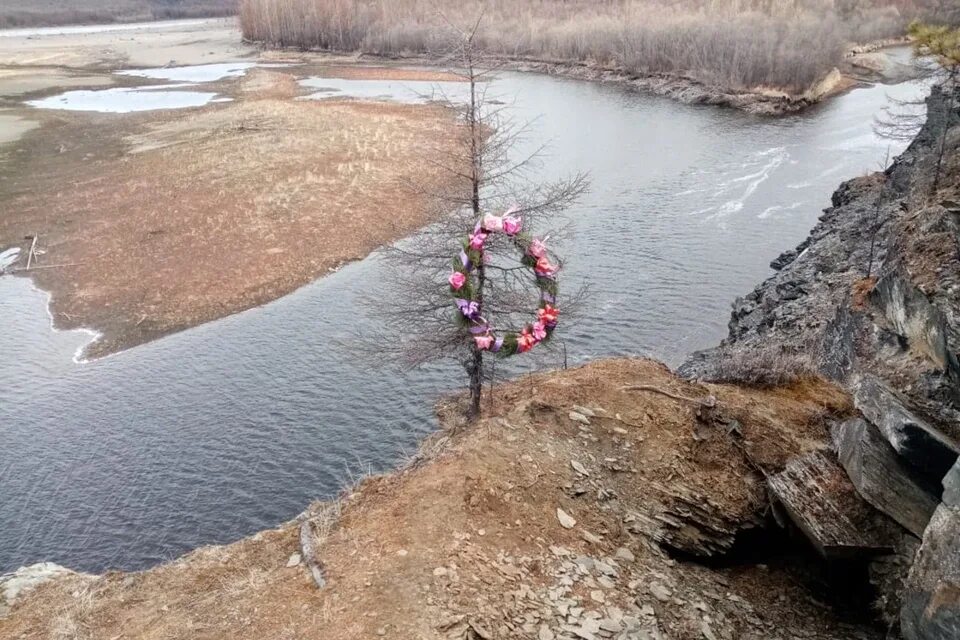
left=598, top=576, right=615, bottom=589
left=550, top=545, right=571, bottom=557
left=581, top=530, right=603, bottom=544
left=557, top=508, right=577, bottom=529
left=377, top=628, right=386, bottom=636
left=469, top=621, right=493, bottom=639
left=433, top=567, right=448, bottom=577
left=613, top=427, right=628, bottom=435
left=599, top=619, right=623, bottom=633
left=573, top=405, right=596, bottom=417
left=396, top=549, right=408, bottom=557
left=571, top=460, right=591, bottom=476
left=590, top=590, right=605, bottom=603
left=615, top=547, right=635, bottom=563
left=538, top=625, right=555, bottom=640
left=569, top=411, right=591, bottom=425
left=649, top=583, right=671, bottom=602
left=701, top=621, right=719, bottom=640
left=286, top=553, right=302, bottom=567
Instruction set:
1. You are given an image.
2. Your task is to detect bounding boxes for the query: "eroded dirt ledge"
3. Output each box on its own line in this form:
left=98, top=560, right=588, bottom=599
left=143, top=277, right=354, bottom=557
left=0, top=358, right=882, bottom=640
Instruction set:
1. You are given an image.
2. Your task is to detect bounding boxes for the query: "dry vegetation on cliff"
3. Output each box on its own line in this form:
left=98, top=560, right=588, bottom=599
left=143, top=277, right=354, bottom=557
left=239, top=0, right=955, bottom=93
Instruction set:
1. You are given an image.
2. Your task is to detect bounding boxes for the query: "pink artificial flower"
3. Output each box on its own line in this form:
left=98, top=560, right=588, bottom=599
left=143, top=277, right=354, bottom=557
left=517, top=330, right=537, bottom=353
left=474, top=334, right=495, bottom=350
left=537, top=304, right=559, bottom=325
left=528, top=238, right=547, bottom=259
left=534, top=256, right=558, bottom=277
left=448, top=271, right=466, bottom=290
left=502, top=215, right=522, bottom=236
left=532, top=320, right=547, bottom=341
left=469, top=230, right=488, bottom=250
left=482, top=214, right=504, bottom=233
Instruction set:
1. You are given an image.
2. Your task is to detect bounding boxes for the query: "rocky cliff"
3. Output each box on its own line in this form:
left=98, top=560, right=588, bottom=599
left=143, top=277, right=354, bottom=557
left=682, top=83, right=960, bottom=638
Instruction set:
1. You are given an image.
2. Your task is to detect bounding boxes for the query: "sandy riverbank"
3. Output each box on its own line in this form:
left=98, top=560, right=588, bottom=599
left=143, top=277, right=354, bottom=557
left=0, top=19, right=466, bottom=358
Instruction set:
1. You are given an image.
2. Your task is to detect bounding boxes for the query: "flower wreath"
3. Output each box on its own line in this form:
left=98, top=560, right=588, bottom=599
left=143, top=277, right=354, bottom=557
left=448, top=207, right=560, bottom=355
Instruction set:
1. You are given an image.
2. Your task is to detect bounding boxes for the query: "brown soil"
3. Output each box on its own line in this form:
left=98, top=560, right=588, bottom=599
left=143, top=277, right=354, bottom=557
left=0, top=359, right=876, bottom=640
left=0, top=75, right=461, bottom=358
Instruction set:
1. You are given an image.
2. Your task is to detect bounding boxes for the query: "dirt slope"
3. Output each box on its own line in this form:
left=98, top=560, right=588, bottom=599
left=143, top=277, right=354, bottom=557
left=0, top=359, right=881, bottom=640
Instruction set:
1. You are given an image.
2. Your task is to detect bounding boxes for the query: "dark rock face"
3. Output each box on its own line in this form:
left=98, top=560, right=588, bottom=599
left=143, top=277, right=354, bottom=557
left=834, top=417, right=940, bottom=537
left=870, top=270, right=959, bottom=375
left=853, top=376, right=960, bottom=492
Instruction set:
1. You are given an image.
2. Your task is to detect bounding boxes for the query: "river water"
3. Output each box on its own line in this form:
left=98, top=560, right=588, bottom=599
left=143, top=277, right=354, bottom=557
left=0, top=64, right=929, bottom=573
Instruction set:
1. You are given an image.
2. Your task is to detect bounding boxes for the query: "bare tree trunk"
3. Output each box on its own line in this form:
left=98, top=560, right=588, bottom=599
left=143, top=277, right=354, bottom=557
left=932, top=71, right=958, bottom=197
left=467, top=49, right=484, bottom=419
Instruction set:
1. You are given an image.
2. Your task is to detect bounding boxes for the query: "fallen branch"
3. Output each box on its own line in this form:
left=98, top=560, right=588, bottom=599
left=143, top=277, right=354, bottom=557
left=13, top=262, right=83, bottom=272
left=620, top=385, right=716, bottom=408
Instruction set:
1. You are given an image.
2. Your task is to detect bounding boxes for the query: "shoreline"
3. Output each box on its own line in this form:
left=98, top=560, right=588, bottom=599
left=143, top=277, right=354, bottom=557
left=246, top=39, right=918, bottom=116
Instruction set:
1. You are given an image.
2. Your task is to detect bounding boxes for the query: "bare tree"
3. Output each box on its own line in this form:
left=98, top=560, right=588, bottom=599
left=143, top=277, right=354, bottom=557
left=874, top=23, right=959, bottom=196
left=364, top=17, right=588, bottom=419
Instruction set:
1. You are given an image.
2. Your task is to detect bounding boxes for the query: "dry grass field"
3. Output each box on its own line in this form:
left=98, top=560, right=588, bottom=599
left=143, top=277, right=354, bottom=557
left=0, top=69, right=462, bottom=358
left=0, top=0, right=236, bottom=28
left=239, top=0, right=957, bottom=92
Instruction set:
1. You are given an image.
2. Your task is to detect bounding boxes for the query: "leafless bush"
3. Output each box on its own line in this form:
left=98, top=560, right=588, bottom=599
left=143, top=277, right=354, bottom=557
left=695, top=346, right=819, bottom=387
left=239, top=0, right=955, bottom=92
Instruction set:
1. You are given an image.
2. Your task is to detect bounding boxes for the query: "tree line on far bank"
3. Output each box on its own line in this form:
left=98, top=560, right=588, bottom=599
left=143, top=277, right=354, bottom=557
left=238, top=0, right=959, bottom=94
left=0, top=0, right=236, bottom=29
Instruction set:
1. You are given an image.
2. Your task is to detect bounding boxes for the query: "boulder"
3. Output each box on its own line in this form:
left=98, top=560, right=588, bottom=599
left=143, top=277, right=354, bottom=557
left=853, top=375, right=959, bottom=490
left=901, top=501, right=960, bottom=639
left=767, top=450, right=896, bottom=559
left=944, top=458, right=960, bottom=507
left=835, top=418, right=939, bottom=537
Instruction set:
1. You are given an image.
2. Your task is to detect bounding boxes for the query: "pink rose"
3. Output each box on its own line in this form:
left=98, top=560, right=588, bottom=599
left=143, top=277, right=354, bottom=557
left=448, top=271, right=466, bottom=290
left=469, top=231, right=487, bottom=250
left=502, top=216, right=522, bottom=236
left=528, top=238, right=547, bottom=259
left=482, top=214, right=503, bottom=233
left=474, top=334, right=494, bottom=350
left=532, top=320, right=547, bottom=341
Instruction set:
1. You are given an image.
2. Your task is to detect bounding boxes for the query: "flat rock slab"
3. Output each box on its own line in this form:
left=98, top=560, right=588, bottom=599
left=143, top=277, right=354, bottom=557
left=836, top=418, right=939, bottom=537
left=768, top=450, right=896, bottom=559
left=853, top=375, right=959, bottom=490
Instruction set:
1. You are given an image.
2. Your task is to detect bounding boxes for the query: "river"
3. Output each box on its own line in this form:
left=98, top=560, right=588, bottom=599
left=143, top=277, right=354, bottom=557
left=0, top=62, right=929, bottom=573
